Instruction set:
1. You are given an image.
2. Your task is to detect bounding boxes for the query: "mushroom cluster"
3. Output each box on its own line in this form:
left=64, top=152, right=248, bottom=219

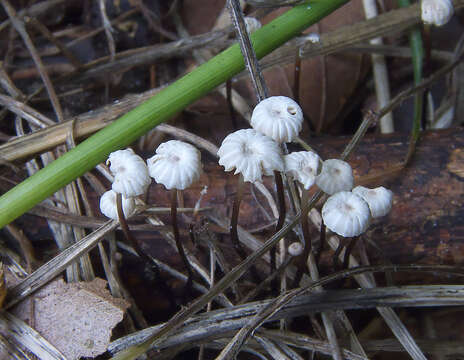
left=100, top=142, right=203, bottom=291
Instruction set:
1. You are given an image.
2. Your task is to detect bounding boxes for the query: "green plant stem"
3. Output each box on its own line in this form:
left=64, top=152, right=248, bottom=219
left=397, top=0, right=424, bottom=165
left=0, top=0, right=349, bottom=229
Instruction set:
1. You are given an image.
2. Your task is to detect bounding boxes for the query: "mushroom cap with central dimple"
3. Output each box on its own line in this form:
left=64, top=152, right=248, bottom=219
left=322, top=191, right=370, bottom=237
left=217, top=129, right=283, bottom=183
left=352, top=185, right=393, bottom=218
left=107, top=148, right=151, bottom=197
left=315, top=159, right=354, bottom=195
left=251, top=96, right=303, bottom=143
left=147, top=140, right=202, bottom=190
left=284, top=151, right=321, bottom=190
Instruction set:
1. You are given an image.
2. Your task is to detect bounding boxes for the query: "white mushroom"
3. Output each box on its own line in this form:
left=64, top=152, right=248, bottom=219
left=107, top=148, right=151, bottom=197
left=352, top=186, right=393, bottom=218
left=217, top=129, right=283, bottom=183
left=100, top=190, right=135, bottom=220
left=315, top=159, right=354, bottom=195
left=251, top=96, right=303, bottom=143
left=147, top=140, right=202, bottom=190
left=322, top=191, right=370, bottom=237
left=284, top=151, right=321, bottom=190
left=288, top=242, right=304, bottom=257
left=421, top=0, right=454, bottom=26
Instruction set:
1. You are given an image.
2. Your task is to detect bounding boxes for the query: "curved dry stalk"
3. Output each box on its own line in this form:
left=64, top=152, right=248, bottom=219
left=170, top=189, right=193, bottom=292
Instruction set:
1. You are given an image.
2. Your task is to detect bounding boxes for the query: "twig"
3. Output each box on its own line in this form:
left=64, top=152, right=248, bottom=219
left=361, top=0, right=394, bottom=133
left=24, top=16, right=83, bottom=69
left=227, top=0, right=268, bottom=101
left=2, top=0, right=63, bottom=121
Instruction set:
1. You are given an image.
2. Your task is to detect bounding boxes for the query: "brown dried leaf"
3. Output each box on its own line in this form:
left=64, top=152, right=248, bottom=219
left=11, top=278, right=129, bottom=360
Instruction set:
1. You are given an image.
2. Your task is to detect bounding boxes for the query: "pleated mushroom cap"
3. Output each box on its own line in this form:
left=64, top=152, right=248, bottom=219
left=147, top=140, right=202, bottom=190
left=284, top=151, right=321, bottom=190
left=251, top=96, right=303, bottom=143
left=322, top=191, right=370, bottom=237
left=107, top=148, right=151, bottom=197
left=217, top=129, right=283, bottom=183
left=315, top=159, right=354, bottom=195
left=100, top=190, right=135, bottom=220
left=352, top=186, right=393, bottom=218
left=421, top=0, right=454, bottom=26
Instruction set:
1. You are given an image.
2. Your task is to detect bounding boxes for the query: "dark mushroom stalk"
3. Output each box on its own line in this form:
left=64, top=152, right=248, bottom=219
left=250, top=96, right=304, bottom=285
left=147, top=140, right=203, bottom=293
left=218, top=129, right=284, bottom=283
left=321, top=191, right=371, bottom=270
left=282, top=151, right=321, bottom=287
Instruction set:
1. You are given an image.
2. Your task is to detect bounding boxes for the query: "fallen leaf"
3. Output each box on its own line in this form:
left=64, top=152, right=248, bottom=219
left=11, top=277, right=129, bottom=360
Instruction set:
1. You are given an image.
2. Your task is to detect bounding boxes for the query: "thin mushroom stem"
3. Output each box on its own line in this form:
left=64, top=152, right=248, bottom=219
left=332, top=239, right=345, bottom=270
left=230, top=174, right=261, bottom=283
left=116, top=193, right=139, bottom=254
left=272, top=170, right=286, bottom=292
left=315, top=221, right=325, bottom=265
left=343, top=236, right=360, bottom=269
left=171, top=189, right=193, bottom=293
left=292, top=190, right=311, bottom=288
left=116, top=193, right=175, bottom=306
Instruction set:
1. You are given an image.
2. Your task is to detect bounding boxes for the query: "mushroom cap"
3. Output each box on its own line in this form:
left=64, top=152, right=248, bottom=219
left=352, top=186, right=393, bottom=218
left=217, top=128, right=284, bottom=183
left=315, top=159, right=354, bottom=195
left=244, top=16, right=261, bottom=33
left=288, top=242, right=304, bottom=257
left=284, top=151, right=321, bottom=190
left=322, top=191, right=370, bottom=237
left=147, top=140, right=202, bottom=190
left=421, top=0, right=454, bottom=26
left=251, top=96, right=303, bottom=143
left=107, top=148, right=151, bottom=197
left=100, top=190, right=135, bottom=220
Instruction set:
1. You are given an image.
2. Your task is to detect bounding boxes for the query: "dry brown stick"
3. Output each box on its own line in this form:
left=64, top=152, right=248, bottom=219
left=260, top=0, right=464, bottom=70
left=0, top=94, right=55, bottom=128
left=1, top=0, right=63, bottom=121
left=0, top=62, right=25, bottom=100
left=133, top=0, right=177, bottom=41
left=24, top=16, right=83, bottom=69
left=0, top=0, right=66, bottom=33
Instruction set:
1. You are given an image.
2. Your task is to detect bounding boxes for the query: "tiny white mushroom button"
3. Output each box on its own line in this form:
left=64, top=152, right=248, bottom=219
left=322, top=191, right=370, bottom=237
left=421, top=0, right=454, bottom=26
left=352, top=186, right=393, bottom=218
left=147, top=140, right=202, bottom=190
left=107, top=148, right=151, bottom=197
left=315, top=159, right=354, bottom=195
left=284, top=151, right=321, bottom=190
left=100, top=190, right=135, bottom=220
left=217, top=129, right=283, bottom=183
left=251, top=96, right=303, bottom=143
left=288, top=242, right=304, bottom=257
